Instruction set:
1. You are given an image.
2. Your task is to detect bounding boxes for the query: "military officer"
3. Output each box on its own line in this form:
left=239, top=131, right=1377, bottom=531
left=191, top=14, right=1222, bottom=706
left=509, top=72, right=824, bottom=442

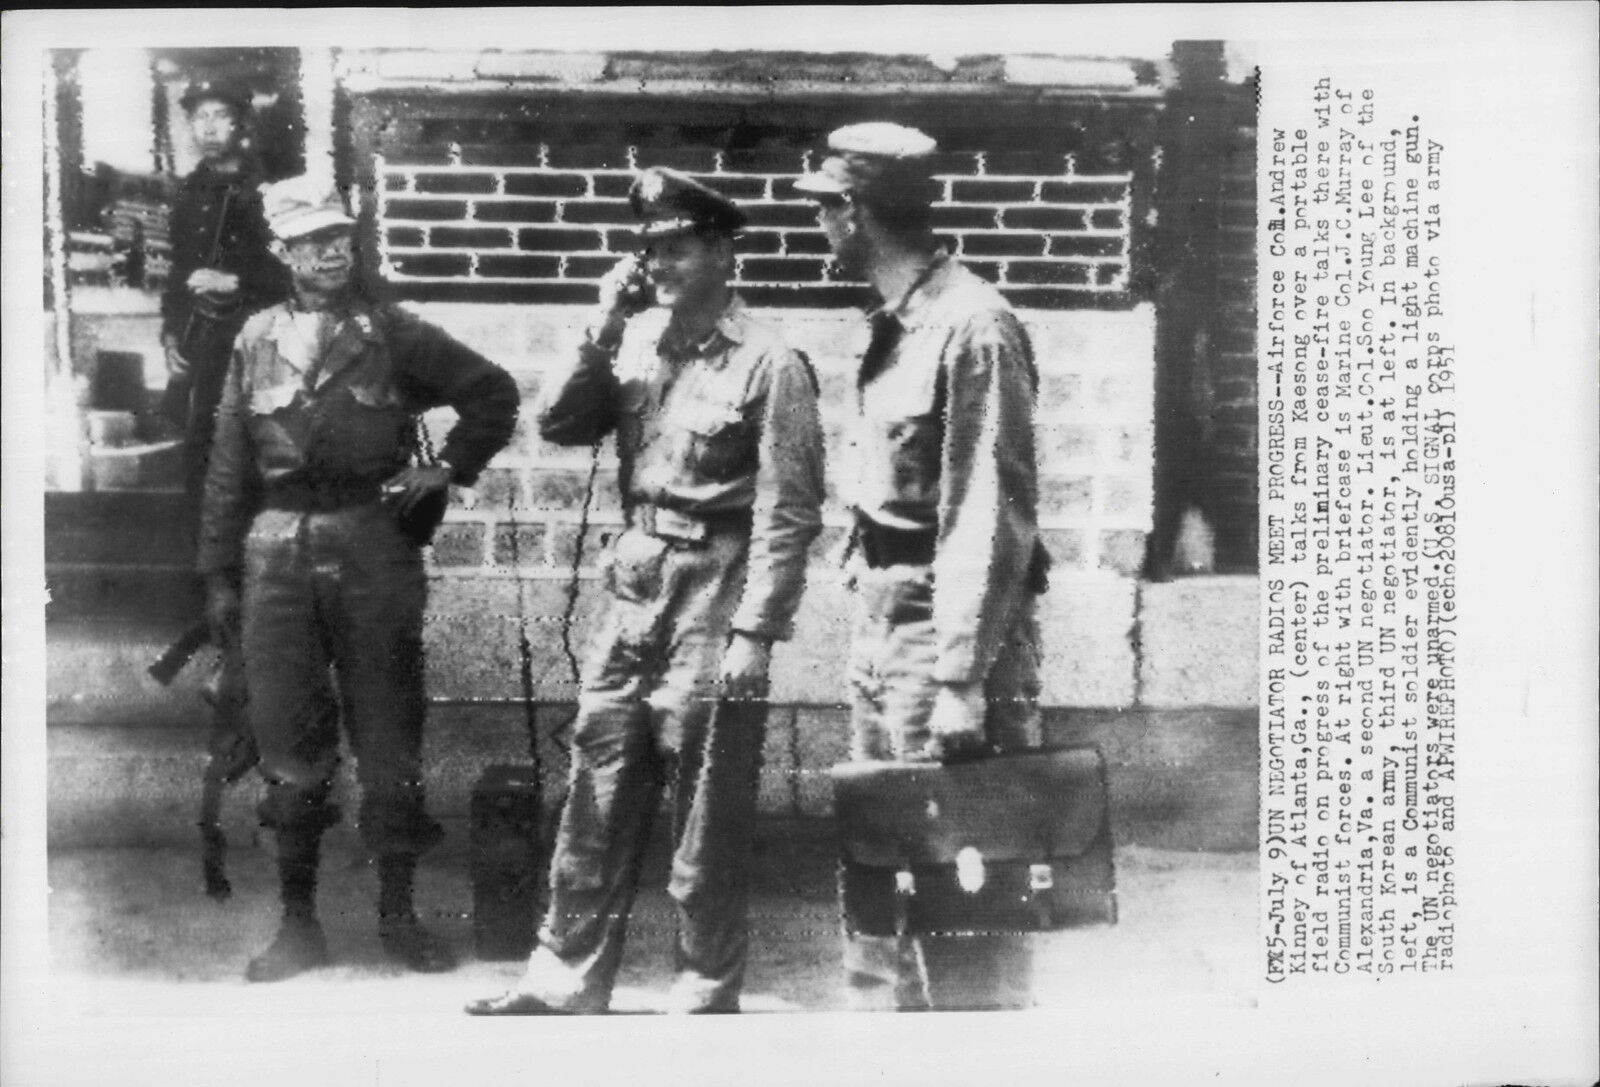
left=795, top=122, right=1048, bottom=1010
left=198, top=176, right=518, bottom=981
left=466, top=167, right=825, bottom=1015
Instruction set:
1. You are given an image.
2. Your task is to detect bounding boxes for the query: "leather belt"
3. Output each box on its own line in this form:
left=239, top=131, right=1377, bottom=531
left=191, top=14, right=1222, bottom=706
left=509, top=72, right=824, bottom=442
left=855, top=515, right=937, bottom=568
left=630, top=503, right=753, bottom=545
left=264, top=481, right=384, bottom=513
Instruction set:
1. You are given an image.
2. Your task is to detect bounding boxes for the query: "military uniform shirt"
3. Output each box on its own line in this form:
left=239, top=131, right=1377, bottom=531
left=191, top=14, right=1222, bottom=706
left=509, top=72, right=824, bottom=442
left=848, top=253, right=1041, bottom=686
left=198, top=299, right=519, bottom=577
left=538, top=297, right=825, bottom=642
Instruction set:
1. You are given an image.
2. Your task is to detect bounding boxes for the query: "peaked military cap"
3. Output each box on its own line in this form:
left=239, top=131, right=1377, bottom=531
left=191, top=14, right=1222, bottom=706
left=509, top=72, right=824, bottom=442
left=794, top=122, right=939, bottom=204
left=628, top=167, right=746, bottom=240
left=179, top=77, right=254, bottom=115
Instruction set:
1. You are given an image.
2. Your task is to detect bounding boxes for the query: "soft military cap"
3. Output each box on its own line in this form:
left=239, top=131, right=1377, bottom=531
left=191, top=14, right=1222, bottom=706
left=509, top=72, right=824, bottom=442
left=793, top=122, right=939, bottom=200
left=179, top=78, right=254, bottom=115
left=260, top=175, right=356, bottom=241
left=628, top=167, right=746, bottom=240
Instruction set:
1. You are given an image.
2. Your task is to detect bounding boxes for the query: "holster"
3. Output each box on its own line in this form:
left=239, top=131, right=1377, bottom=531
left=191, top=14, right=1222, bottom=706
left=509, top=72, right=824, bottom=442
left=395, top=490, right=448, bottom=548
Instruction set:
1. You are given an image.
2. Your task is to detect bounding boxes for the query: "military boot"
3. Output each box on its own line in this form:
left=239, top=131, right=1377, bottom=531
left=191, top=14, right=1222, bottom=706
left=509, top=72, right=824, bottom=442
left=246, top=825, right=330, bottom=982
left=245, top=916, right=330, bottom=982
left=377, top=853, right=457, bottom=973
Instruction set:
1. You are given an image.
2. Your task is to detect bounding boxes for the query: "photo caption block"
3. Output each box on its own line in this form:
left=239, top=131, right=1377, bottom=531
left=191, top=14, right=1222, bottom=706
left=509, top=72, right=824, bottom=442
left=1259, top=76, right=1458, bottom=982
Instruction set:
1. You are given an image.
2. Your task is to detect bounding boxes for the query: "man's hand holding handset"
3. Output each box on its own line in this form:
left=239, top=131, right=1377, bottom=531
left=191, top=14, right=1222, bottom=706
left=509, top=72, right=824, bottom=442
left=586, top=254, right=653, bottom=351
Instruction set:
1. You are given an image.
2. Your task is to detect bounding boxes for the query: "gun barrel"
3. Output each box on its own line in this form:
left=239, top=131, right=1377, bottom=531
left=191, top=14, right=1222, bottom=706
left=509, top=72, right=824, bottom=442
left=148, top=622, right=212, bottom=686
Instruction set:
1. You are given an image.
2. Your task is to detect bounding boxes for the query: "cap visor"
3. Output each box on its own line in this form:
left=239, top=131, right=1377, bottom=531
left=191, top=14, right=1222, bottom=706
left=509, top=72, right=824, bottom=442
left=274, top=209, right=356, bottom=241
left=634, top=219, right=740, bottom=246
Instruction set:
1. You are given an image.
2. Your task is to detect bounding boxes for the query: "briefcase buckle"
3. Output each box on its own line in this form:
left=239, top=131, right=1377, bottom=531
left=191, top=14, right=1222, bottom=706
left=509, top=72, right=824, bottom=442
left=1029, top=863, right=1055, bottom=891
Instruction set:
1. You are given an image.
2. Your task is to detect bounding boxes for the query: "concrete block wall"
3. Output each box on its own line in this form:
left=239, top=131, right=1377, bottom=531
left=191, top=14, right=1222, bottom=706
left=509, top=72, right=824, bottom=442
left=409, top=301, right=1156, bottom=706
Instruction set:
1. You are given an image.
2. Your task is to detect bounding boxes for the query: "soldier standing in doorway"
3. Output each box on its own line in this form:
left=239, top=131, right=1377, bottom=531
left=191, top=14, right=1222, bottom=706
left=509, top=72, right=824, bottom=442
left=795, top=123, right=1050, bottom=1010
left=162, top=77, right=291, bottom=503
left=150, top=78, right=292, bottom=898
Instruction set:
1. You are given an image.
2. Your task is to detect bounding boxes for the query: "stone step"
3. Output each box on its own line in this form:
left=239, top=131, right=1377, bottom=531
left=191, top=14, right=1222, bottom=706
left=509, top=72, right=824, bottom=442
left=47, top=708, right=549, bottom=851
left=45, top=490, right=194, bottom=568
left=48, top=620, right=214, bottom=727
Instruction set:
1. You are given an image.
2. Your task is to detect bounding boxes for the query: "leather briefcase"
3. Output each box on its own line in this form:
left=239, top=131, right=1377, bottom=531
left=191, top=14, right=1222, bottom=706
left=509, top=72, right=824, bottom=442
left=470, top=764, right=543, bottom=960
left=830, top=746, right=1117, bottom=936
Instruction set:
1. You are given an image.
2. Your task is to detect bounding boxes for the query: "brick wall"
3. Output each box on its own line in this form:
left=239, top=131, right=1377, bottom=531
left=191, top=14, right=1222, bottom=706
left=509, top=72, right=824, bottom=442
left=370, top=149, right=1135, bottom=309
left=343, top=70, right=1163, bottom=310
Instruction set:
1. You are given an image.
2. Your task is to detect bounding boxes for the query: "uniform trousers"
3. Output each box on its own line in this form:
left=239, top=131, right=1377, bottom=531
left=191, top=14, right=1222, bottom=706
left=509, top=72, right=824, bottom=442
left=533, top=526, right=765, bottom=1013
left=842, top=562, right=1043, bottom=1010
left=240, top=503, right=442, bottom=856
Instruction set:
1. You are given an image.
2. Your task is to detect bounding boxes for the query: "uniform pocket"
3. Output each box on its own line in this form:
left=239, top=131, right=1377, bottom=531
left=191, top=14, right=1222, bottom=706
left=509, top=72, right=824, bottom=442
left=333, top=383, right=410, bottom=471
left=679, top=397, right=757, bottom=484
left=347, top=383, right=404, bottom=410
left=885, top=414, right=941, bottom=510
left=247, top=383, right=307, bottom=460
left=603, top=528, right=670, bottom=604
left=249, top=382, right=301, bottom=416
left=854, top=564, right=935, bottom=625
left=862, top=352, right=943, bottom=514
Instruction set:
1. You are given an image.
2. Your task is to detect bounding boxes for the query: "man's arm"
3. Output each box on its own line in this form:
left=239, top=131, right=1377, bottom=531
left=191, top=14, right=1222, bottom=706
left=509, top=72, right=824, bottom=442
left=729, top=348, right=827, bottom=644
left=931, top=309, right=1040, bottom=687
left=196, top=339, right=259, bottom=608
left=385, top=308, right=520, bottom=486
left=160, top=181, right=196, bottom=342
left=536, top=337, right=624, bottom=447
left=536, top=256, right=647, bottom=446
left=233, top=202, right=293, bottom=310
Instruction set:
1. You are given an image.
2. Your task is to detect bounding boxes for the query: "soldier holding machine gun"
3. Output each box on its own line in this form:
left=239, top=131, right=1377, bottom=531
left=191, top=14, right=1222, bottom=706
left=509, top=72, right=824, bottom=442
left=150, top=78, right=291, bottom=898
left=161, top=77, right=291, bottom=506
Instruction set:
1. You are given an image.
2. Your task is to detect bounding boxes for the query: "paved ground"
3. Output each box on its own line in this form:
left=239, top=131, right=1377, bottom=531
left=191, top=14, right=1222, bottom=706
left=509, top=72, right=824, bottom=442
left=42, top=828, right=1256, bottom=1016
left=7, top=822, right=1260, bottom=1086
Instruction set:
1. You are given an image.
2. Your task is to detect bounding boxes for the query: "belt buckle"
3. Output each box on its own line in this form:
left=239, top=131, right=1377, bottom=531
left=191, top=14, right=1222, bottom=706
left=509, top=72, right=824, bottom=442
left=650, top=507, right=707, bottom=545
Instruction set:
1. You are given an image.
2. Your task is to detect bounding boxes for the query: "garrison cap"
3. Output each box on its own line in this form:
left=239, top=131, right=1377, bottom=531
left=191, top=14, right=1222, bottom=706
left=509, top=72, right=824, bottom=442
left=793, top=122, right=939, bottom=203
left=179, top=78, right=254, bottom=115
left=260, top=175, right=355, bottom=241
left=628, top=167, right=746, bottom=241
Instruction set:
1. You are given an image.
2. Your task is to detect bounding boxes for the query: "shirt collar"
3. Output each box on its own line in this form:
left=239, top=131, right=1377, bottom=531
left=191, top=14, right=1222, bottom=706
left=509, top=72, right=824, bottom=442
left=658, top=294, right=748, bottom=362
left=712, top=294, right=750, bottom=346
left=865, top=249, right=951, bottom=331
left=281, top=294, right=381, bottom=337
left=268, top=300, right=381, bottom=376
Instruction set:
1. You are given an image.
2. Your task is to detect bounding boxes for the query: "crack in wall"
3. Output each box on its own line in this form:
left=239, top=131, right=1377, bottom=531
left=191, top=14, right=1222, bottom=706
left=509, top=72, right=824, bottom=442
left=502, top=499, right=545, bottom=775
left=786, top=706, right=802, bottom=817
left=1129, top=578, right=1147, bottom=707
left=551, top=440, right=605, bottom=757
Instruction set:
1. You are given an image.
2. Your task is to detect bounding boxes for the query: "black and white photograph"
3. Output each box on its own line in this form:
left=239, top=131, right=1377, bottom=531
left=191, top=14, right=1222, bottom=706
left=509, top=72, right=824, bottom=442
left=3, top=7, right=1595, bottom=1086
